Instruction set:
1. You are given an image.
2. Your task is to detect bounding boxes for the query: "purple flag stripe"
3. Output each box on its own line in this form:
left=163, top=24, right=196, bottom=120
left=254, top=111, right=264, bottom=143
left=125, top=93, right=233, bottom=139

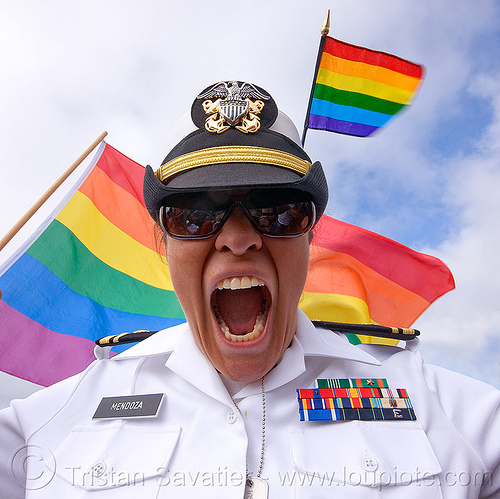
left=0, top=301, right=97, bottom=386
left=308, top=114, right=379, bottom=137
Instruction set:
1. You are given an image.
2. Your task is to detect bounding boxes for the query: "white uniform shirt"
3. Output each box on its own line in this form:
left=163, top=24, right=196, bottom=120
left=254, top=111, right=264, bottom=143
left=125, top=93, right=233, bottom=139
left=1, top=310, right=499, bottom=498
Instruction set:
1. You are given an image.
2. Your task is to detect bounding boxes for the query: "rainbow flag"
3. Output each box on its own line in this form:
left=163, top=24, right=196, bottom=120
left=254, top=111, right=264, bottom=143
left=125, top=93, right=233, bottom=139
left=0, top=143, right=185, bottom=386
left=306, top=36, right=424, bottom=137
left=301, top=215, right=455, bottom=344
left=0, top=142, right=453, bottom=386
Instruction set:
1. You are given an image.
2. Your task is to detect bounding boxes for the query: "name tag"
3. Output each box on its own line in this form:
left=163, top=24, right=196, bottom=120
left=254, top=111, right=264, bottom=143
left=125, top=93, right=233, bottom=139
left=93, top=393, right=164, bottom=420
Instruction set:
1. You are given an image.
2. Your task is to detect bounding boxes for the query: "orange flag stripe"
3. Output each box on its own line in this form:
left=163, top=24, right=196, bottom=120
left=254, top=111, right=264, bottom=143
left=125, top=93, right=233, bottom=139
left=78, top=165, right=160, bottom=254
left=319, top=52, right=422, bottom=92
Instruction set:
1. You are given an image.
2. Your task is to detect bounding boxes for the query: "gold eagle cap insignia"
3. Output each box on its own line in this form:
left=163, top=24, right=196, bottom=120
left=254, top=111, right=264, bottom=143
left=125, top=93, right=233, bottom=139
left=196, top=81, right=270, bottom=134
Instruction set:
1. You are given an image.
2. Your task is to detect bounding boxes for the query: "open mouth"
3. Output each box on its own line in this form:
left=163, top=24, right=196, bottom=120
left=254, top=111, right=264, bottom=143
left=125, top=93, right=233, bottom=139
left=211, top=276, right=270, bottom=343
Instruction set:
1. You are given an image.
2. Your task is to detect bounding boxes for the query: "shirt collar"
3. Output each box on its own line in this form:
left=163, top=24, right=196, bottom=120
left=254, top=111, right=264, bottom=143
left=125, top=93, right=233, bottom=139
left=113, top=323, right=233, bottom=406
left=295, top=309, right=381, bottom=365
left=111, top=322, right=188, bottom=360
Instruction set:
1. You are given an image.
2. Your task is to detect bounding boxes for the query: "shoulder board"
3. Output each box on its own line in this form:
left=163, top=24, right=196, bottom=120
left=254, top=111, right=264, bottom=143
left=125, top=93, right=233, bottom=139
left=96, top=330, right=158, bottom=347
left=312, top=321, right=420, bottom=341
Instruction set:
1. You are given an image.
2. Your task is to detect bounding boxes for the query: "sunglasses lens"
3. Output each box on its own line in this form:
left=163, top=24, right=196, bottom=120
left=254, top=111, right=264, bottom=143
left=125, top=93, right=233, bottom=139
left=160, top=206, right=226, bottom=238
left=247, top=202, right=315, bottom=237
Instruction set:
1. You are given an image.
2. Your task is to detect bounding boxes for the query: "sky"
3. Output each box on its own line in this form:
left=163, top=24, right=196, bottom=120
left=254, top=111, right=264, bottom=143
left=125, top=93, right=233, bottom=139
left=1, top=0, right=500, bottom=408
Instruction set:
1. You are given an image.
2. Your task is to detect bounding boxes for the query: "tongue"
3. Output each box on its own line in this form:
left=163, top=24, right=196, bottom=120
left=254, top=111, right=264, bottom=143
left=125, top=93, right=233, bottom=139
left=216, top=287, right=263, bottom=336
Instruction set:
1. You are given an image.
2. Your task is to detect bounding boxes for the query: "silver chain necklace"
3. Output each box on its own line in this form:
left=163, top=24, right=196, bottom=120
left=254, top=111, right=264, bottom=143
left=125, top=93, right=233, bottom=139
left=230, top=376, right=268, bottom=499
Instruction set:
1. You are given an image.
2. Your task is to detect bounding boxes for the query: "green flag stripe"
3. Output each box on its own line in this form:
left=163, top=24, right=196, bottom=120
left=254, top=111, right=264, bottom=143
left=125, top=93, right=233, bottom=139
left=313, top=83, right=405, bottom=115
left=26, top=220, right=184, bottom=318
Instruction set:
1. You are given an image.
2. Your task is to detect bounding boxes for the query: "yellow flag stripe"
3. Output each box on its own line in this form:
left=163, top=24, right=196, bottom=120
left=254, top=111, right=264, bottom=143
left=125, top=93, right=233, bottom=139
left=299, top=291, right=372, bottom=324
left=317, top=67, right=415, bottom=105
left=56, top=191, right=174, bottom=291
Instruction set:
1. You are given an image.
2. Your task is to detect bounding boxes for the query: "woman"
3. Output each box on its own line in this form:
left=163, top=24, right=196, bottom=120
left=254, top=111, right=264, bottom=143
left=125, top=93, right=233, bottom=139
left=1, top=80, right=499, bottom=498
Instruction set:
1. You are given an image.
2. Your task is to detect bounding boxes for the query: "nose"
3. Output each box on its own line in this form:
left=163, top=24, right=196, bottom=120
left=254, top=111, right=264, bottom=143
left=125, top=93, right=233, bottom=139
left=214, top=206, right=263, bottom=255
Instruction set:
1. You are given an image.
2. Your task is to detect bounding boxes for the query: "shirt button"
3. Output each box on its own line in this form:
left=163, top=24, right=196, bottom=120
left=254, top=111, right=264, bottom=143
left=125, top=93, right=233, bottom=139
left=91, top=462, right=107, bottom=477
left=227, top=409, right=237, bottom=424
left=362, top=456, right=378, bottom=472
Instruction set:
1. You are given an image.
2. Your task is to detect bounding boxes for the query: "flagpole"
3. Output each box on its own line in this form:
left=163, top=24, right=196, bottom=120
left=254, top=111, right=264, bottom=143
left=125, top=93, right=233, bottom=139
left=301, top=10, right=331, bottom=147
left=0, top=131, right=108, bottom=253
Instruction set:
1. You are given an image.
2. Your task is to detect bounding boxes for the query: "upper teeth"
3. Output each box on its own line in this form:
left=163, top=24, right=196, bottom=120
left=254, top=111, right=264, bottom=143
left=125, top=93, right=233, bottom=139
left=217, top=276, right=265, bottom=290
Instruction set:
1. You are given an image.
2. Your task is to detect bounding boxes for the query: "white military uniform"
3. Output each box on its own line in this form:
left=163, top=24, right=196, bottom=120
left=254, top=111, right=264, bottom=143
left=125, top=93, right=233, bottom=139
left=1, top=309, right=499, bottom=498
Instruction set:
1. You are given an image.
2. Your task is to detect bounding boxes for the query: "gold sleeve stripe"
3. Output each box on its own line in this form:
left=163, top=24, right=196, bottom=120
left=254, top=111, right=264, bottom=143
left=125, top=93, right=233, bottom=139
left=155, top=146, right=312, bottom=182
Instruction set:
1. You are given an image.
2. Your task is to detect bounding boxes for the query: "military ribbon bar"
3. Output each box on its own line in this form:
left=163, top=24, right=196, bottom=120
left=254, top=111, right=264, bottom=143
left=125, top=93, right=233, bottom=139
left=297, top=378, right=416, bottom=422
left=316, top=378, right=389, bottom=389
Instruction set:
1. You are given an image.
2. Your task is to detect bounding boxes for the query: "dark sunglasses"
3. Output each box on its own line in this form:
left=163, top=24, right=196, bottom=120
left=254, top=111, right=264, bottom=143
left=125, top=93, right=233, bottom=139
left=158, top=190, right=316, bottom=239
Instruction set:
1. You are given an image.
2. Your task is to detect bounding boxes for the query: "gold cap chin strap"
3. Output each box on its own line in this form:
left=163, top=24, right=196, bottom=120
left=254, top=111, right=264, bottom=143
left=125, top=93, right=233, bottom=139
left=155, top=145, right=312, bottom=182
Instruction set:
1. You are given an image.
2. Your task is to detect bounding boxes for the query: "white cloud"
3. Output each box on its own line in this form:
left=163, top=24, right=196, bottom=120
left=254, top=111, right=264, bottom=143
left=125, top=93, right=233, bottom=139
left=415, top=71, right=500, bottom=386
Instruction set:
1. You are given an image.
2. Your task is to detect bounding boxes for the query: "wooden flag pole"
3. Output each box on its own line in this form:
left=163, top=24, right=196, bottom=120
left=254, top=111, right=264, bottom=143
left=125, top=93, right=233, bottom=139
left=0, top=131, right=108, bottom=253
left=301, top=10, right=331, bottom=147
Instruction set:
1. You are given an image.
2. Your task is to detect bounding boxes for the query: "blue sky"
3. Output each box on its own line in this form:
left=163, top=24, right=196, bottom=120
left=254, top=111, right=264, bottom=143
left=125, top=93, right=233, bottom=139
left=1, top=0, right=499, bottom=407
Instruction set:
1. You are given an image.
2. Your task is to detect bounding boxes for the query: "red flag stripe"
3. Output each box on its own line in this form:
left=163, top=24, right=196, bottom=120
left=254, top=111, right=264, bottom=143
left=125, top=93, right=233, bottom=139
left=323, top=37, right=424, bottom=79
left=95, top=145, right=147, bottom=205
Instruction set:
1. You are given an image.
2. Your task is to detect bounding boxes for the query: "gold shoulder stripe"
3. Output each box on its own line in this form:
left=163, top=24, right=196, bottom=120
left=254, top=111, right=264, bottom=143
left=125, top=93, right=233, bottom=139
left=312, top=321, right=420, bottom=340
left=155, top=146, right=312, bottom=182
left=96, top=330, right=158, bottom=347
